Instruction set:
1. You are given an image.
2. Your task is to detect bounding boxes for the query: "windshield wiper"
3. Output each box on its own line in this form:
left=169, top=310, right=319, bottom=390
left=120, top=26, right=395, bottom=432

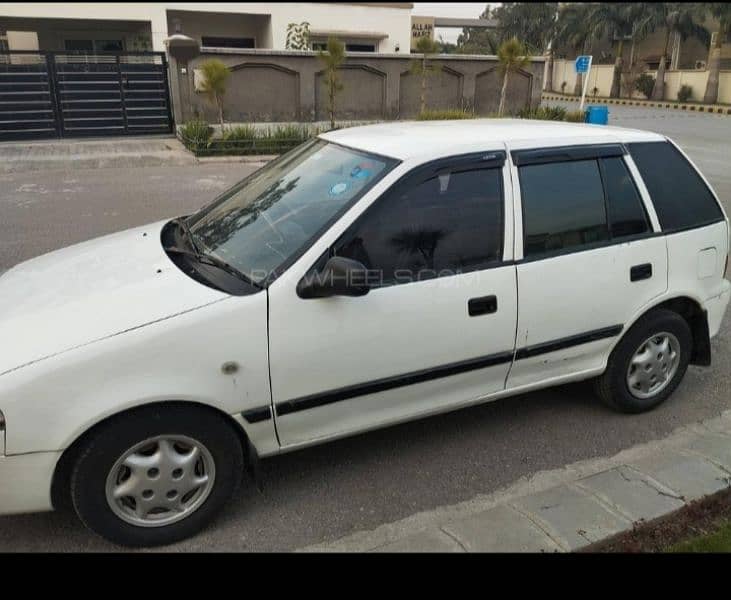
left=164, top=245, right=263, bottom=290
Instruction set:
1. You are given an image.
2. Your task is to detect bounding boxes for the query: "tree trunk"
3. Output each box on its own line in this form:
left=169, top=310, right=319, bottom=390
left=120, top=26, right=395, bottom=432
left=420, top=55, right=427, bottom=114
left=217, top=96, right=225, bottom=135
left=545, top=49, right=554, bottom=91
left=610, top=39, right=624, bottom=98
left=498, top=69, right=509, bottom=116
left=574, top=40, right=588, bottom=97
left=703, top=29, right=723, bottom=104
left=629, top=37, right=636, bottom=69
left=651, top=28, right=671, bottom=100
left=329, top=72, right=336, bottom=130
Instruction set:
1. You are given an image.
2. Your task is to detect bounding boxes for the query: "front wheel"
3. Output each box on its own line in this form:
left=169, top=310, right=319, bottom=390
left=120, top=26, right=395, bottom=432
left=70, top=404, right=244, bottom=547
left=594, top=309, right=693, bottom=413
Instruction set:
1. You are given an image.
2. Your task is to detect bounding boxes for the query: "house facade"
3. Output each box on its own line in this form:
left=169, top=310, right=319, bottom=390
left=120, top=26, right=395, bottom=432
left=0, top=3, right=414, bottom=55
left=0, top=3, right=547, bottom=142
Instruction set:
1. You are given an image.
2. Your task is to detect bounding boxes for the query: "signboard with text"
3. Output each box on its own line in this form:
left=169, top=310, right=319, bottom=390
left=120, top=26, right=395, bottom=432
left=575, top=55, right=592, bottom=74
left=411, top=16, right=435, bottom=51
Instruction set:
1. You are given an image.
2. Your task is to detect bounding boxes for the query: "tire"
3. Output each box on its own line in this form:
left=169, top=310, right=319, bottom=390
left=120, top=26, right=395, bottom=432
left=594, top=309, right=692, bottom=413
left=70, top=404, right=244, bottom=547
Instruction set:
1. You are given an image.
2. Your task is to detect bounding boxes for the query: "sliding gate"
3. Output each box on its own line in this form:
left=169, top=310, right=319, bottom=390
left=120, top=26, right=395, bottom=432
left=0, top=51, right=173, bottom=141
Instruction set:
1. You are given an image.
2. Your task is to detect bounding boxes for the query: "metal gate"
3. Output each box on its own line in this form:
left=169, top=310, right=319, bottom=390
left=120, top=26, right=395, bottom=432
left=0, top=51, right=173, bottom=141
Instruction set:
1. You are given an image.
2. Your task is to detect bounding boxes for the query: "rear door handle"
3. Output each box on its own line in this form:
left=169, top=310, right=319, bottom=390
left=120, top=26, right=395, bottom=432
left=468, top=295, right=497, bottom=316
left=630, top=263, right=652, bottom=282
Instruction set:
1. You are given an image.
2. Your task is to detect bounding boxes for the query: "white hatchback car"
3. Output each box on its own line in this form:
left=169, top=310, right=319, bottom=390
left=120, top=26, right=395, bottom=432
left=0, top=120, right=729, bottom=546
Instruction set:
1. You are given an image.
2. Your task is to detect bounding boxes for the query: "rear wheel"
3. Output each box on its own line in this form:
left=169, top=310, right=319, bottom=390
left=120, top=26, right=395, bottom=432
left=594, top=309, right=692, bottom=413
left=70, top=404, right=244, bottom=547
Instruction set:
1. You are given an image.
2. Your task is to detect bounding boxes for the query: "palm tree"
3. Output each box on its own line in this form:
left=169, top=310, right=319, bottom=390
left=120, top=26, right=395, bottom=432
left=552, top=3, right=594, bottom=96
left=411, top=36, right=442, bottom=114
left=496, top=37, right=530, bottom=116
left=199, top=59, right=230, bottom=134
left=703, top=3, right=731, bottom=104
left=492, top=2, right=559, bottom=54
left=543, top=5, right=561, bottom=92
left=588, top=2, right=635, bottom=98
left=458, top=4, right=500, bottom=54
left=317, top=37, right=346, bottom=130
left=649, top=3, right=709, bottom=100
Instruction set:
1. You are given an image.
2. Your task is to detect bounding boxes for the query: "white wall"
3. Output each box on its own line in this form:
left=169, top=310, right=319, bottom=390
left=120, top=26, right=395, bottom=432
left=0, top=3, right=413, bottom=53
left=548, top=59, right=731, bottom=103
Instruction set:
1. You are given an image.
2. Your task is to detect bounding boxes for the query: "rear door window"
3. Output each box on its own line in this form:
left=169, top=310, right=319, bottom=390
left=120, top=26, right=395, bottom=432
left=600, top=156, right=650, bottom=239
left=628, top=141, right=723, bottom=231
left=519, top=159, right=609, bottom=258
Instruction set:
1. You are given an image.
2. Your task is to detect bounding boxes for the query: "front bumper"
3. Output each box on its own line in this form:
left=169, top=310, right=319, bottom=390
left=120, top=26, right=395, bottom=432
left=0, top=451, right=60, bottom=515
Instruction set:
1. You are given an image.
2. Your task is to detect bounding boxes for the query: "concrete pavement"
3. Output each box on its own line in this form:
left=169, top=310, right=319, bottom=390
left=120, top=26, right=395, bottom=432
left=0, top=136, right=196, bottom=174
left=303, top=411, right=731, bottom=552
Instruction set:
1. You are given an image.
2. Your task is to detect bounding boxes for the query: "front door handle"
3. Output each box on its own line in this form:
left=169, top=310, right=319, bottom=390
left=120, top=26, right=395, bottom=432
left=630, top=263, right=653, bottom=282
left=468, top=295, right=497, bottom=316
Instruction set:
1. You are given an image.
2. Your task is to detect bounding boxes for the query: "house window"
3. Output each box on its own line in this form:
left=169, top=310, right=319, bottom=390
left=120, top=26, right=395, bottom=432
left=64, top=39, right=93, bottom=52
left=64, top=39, right=124, bottom=53
left=201, top=36, right=255, bottom=49
left=346, top=43, right=376, bottom=52
left=311, top=40, right=377, bottom=52
left=0, top=34, right=8, bottom=52
left=95, top=39, right=124, bottom=52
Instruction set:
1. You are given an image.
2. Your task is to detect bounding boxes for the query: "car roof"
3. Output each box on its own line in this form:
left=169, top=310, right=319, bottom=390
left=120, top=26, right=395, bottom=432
left=319, top=119, right=666, bottom=161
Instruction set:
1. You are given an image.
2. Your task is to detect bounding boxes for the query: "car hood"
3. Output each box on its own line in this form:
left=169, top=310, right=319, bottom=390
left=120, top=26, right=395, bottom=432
left=0, top=220, right=229, bottom=376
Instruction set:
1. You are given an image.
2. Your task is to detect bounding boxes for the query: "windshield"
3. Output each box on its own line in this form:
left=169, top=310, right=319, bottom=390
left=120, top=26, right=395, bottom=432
left=186, top=139, right=396, bottom=285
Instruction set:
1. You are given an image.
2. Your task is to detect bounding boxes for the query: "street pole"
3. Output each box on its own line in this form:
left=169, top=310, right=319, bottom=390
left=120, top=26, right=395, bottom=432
left=579, top=55, right=593, bottom=113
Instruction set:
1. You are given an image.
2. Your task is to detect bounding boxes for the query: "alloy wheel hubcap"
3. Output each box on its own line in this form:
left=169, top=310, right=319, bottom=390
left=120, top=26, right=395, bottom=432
left=626, top=332, right=680, bottom=400
left=105, top=435, right=215, bottom=527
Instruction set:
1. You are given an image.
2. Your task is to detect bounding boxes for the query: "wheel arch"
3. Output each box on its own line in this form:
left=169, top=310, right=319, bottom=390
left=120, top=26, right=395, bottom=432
left=50, top=400, right=255, bottom=511
left=618, top=294, right=710, bottom=367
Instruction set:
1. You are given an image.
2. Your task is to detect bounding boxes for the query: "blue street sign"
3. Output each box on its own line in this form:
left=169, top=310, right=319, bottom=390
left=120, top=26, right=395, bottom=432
left=575, top=55, right=591, bottom=74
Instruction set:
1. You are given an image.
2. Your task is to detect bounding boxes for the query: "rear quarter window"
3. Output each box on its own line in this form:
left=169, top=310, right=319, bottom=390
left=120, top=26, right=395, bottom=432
left=628, top=141, right=723, bottom=232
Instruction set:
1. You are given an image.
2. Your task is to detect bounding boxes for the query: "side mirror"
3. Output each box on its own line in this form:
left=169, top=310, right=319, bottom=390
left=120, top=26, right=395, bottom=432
left=297, top=256, right=370, bottom=299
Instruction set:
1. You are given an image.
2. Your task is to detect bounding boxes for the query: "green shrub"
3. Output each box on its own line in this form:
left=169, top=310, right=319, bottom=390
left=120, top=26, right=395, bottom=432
left=565, top=109, right=587, bottom=123
left=223, top=125, right=257, bottom=141
left=678, top=84, right=693, bottom=103
left=634, top=73, right=655, bottom=99
left=416, top=108, right=476, bottom=120
left=179, top=119, right=212, bottom=153
left=266, top=124, right=310, bottom=141
left=189, top=123, right=318, bottom=156
left=517, top=105, right=567, bottom=121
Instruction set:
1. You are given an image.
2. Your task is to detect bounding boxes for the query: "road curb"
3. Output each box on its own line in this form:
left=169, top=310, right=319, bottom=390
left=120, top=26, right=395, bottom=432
left=299, top=410, right=731, bottom=552
left=195, top=154, right=278, bottom=165
left=542, top=92, right=731, bottom=115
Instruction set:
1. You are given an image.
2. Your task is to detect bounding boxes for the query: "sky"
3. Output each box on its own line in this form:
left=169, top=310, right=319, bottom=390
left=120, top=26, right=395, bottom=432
left=411, top=2, right=497, bottom=44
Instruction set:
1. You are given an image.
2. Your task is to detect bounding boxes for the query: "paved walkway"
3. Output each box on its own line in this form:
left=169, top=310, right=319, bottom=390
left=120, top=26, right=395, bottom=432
left=0, top=136, right=196, bottom=173
left=301, top=410, right=731, bottom=552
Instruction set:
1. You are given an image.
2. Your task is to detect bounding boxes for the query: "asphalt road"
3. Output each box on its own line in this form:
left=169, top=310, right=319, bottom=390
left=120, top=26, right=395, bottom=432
left=0, top=106, right=730, bottom=551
